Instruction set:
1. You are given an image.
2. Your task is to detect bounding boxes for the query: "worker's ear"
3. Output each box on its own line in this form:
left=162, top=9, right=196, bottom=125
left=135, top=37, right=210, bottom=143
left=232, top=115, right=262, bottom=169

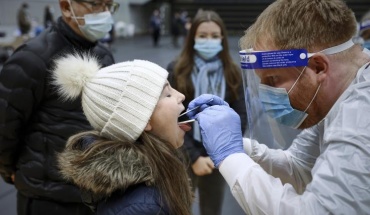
left=59, top=0, right=72, bottom=19
left=308, top=53, right=329, bottom=83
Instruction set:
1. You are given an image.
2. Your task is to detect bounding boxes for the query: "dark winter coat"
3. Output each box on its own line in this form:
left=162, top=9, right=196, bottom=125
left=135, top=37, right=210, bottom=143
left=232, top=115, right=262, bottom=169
left=0, top=17, right=115, bottom=203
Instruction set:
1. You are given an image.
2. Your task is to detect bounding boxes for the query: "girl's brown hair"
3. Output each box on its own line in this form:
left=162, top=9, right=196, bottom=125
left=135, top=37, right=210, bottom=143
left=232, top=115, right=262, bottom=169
left=61, top=131, right=193, bottom=215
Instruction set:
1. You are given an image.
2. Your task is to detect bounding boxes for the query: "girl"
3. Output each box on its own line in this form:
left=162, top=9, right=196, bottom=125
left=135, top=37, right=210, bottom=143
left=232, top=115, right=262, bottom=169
left=53, top=53, right=193, bottom=215
left=167, top=10, right=247, bottom=215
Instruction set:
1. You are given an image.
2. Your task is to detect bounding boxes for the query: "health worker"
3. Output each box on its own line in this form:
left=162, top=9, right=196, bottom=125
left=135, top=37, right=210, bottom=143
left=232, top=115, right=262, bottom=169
left=185, top=0, right=370, bottom=214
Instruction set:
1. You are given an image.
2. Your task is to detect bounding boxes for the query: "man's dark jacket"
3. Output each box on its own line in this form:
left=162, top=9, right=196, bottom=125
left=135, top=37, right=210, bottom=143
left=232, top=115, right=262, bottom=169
left=0, top=17, right=115, bottom=203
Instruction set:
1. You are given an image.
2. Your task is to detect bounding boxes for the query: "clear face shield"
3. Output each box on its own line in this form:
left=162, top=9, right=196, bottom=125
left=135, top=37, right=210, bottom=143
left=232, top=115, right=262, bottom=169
left=239, top=39, right=355, bottom=149
left=239, top=49, right=307, bottom=149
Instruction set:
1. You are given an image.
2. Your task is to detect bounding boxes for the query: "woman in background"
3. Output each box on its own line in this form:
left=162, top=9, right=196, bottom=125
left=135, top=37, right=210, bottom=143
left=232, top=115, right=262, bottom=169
left=167, top=10, right=246, bottom=215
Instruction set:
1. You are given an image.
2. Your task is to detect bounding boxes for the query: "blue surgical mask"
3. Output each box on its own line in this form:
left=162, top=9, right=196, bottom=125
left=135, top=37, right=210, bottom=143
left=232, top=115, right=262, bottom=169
left=68, top=0, right=114, bottom=42
left=194, top=38, right=223, bottom=60
left=259, top=67, right=321, bottom=129
left=259, top=84, right=309, bottom=128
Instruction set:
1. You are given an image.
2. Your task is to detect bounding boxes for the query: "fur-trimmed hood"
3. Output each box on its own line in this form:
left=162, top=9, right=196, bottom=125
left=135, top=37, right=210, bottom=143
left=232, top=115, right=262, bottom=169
left=58, top=135, right=154, bottom=197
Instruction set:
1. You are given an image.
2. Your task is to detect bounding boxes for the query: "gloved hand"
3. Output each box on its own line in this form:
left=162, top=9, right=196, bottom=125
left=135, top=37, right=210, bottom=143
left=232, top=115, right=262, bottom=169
left=186, top=94, right=229, bottom=119
left=194, top=105, right=243, bottom=167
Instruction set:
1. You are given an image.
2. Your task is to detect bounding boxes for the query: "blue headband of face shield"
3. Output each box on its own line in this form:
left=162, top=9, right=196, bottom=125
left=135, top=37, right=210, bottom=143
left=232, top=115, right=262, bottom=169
left=240, top=39, right=355, bottom=68
left=240, top=39, right=355, bottom=128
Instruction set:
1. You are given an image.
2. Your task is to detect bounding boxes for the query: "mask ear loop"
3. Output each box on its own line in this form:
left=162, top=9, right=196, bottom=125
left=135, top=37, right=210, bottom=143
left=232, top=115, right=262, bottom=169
left=287, top=65, right=308, bottom=94
left=303, top=83, right=321, bottom=113
left=298, top=39, right=354, bottom=114
left=287, top=57, right=321, bottom=113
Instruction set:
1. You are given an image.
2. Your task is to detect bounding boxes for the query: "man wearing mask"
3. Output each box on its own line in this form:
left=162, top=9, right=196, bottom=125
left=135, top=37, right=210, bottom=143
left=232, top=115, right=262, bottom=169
left=0, top=1, right=117, bottom=214
left=186, top=0, right=370, bottom=214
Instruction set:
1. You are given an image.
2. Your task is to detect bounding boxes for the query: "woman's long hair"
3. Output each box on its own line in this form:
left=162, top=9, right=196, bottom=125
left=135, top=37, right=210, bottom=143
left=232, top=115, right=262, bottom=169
left=65, top=130, right=193, bottom=215
left=173, top=10, right=242, bottom=102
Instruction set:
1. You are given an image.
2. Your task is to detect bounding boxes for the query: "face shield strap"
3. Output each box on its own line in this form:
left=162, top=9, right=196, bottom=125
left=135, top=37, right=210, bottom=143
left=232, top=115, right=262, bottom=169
left=288, top=39, right=354, bottom=112
left=240, top=49, right=309, bottom=70
left=307, top=39, right=355, bottom=57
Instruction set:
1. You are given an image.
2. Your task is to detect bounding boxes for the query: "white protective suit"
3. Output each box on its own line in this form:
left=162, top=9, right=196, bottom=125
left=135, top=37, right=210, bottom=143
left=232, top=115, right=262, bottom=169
left=220, top=49, right=370, bottom=215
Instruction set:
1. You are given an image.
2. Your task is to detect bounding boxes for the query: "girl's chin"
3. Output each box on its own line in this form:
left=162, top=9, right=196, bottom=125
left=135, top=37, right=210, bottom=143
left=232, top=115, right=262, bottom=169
left=176, top=141, right=184, bottom=149
left=174, top=137, right=185, bottom=149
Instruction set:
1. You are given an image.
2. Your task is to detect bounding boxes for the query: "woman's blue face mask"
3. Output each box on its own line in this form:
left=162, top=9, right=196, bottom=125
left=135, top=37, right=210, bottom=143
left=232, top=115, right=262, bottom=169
left=194, top=38, right=223, bottom=60
left=259, top=66, right=321, bottom=129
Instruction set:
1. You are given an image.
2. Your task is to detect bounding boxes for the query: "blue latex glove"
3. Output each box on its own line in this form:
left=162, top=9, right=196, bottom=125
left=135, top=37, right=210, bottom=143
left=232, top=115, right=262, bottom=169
left=186, top=94, right=229, bottom=119
left=194, top=105, right=243, bottom=168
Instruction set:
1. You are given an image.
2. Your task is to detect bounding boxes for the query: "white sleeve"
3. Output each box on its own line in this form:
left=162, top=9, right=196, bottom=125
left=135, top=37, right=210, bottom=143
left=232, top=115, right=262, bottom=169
left=243, top=138, right=253, bottom=156
left=220, top=153, right=302, bottom=215
left=242, top=127, right=320, bottom=194
left=220, top=144, right=370, bottom=215
left=231, top=65, right=370, bottom=214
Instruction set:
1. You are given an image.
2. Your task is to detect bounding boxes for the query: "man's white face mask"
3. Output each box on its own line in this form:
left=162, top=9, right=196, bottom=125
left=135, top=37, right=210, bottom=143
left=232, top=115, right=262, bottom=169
left=68, top=0, right=114, bottom=42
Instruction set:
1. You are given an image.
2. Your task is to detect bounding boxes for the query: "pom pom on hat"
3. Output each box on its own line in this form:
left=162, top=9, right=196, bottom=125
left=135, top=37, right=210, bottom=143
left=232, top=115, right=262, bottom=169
left=52, top=53, right=168, bottom=143
left=52, top=53, right=101, bottom=100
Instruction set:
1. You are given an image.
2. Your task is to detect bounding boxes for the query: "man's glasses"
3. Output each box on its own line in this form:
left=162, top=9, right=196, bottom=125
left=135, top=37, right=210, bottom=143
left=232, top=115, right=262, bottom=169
left=74, top=0, right=120, bottom=14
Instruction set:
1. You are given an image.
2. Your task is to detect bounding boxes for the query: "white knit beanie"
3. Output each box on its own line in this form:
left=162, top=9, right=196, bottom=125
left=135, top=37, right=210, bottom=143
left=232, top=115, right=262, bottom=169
left=52, top=53, right=168, bottom=142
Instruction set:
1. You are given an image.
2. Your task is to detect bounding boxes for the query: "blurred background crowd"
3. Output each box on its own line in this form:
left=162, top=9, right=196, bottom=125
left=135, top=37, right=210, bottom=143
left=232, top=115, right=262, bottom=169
left=0, top=1, right=369, bottom=215
left=1, top=0, right=369, bottom=64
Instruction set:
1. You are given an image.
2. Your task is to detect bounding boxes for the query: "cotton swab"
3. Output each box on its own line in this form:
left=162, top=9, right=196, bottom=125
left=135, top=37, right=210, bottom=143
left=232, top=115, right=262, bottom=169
left=178, top=98, right=214, bottom=118
left=178, top=119, right=195, bottom=124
